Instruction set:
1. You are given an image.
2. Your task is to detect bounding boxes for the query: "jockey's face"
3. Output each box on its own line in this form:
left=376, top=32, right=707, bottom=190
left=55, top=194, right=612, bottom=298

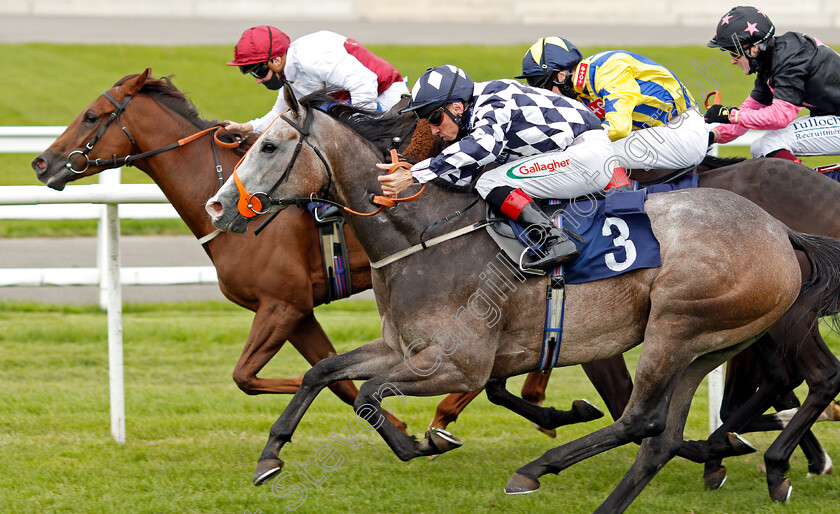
left=728, top=45, right=757, bottom=75
left=256, top=55, right=286, bottom=84
left=429, top=102, right=464, bottom=142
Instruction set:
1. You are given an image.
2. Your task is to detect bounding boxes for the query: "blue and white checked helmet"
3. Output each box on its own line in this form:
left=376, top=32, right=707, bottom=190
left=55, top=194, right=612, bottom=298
left=400, top=65, right=474, bottom=118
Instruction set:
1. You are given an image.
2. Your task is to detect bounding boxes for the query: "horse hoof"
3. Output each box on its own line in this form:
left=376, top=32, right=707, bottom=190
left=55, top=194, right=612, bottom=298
left=726, top=432, right=756, bottom=456
left=426, top=428, right=463, bottom=454
left=770, top=478, right=792, bottom=503
left=505, top=472, right=540, bottom=494
left=807, top=451, right=833, bottom=477
left=532, top=423, right=557, bottom=438
left=572, top=399, right=605, bottom=422
left=704, top=467, right=727, bottom=490
left=253, top=458, right=284, bottom=486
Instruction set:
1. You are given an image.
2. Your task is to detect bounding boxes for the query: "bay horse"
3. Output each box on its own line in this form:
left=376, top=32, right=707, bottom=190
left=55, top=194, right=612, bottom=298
left=29, top=69, right=419, bottom=429
left=433, top=156, right=840, bottom=501
left=204, top=87, right=840, bottom=512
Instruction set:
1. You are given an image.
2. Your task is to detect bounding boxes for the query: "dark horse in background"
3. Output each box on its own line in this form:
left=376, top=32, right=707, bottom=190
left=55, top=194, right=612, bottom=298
left=431, top=154, right=840, bottom=502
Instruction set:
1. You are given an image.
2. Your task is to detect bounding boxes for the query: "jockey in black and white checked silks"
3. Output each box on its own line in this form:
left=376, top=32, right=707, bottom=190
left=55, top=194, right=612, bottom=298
left=410, top=78, right=613, bottom=194
left=401, top=65, right=620, bottom=272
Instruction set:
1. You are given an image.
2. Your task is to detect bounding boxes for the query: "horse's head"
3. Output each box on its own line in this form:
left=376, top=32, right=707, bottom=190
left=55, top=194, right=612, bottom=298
left=206, top=86, right=334, bottom=234
left=31, top=68, right=153, bottom=190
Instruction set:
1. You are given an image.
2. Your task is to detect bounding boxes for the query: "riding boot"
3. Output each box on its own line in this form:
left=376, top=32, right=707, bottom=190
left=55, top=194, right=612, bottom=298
left=495, top=188, right=579, bottom=272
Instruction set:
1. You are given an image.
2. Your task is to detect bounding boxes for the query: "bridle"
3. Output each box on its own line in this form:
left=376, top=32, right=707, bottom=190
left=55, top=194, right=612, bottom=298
left=66, top=89, right=238, bottom=189
left=233, top=108, right=332, bottom=218
left=233, top=107, right=425, bottom=220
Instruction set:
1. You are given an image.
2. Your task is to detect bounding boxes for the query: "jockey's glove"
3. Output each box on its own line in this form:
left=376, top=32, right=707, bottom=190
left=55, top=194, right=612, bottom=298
left=704, top=104, right=738, bottom=124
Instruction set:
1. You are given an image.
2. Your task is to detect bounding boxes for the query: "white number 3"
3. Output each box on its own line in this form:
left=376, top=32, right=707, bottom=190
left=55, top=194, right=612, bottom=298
left=602, top=217, right=637, bottom=272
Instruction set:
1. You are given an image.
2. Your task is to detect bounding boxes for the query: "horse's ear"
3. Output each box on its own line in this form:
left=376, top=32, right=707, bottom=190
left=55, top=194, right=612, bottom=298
left=123, top=68, right=152, bottom=96
left=284, top=84, right=300, bottom=118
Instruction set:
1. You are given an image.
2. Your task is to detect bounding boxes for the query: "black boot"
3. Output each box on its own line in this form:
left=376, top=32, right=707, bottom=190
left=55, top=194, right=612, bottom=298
left=516, top=202, right=579, bottom=271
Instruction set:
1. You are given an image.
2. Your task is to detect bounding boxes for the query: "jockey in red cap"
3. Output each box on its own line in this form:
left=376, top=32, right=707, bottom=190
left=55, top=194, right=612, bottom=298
left=223, top=26, right=408, bottom=139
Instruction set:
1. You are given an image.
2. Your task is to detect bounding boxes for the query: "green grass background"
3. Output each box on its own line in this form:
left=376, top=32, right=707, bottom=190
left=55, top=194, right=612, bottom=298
left=1, top=299, right=839, bottom=513
left=3, top=42, right=837, bottom=237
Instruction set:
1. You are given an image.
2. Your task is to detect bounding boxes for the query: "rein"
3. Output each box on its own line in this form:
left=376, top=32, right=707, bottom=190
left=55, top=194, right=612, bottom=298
left=233, top=109, right=426, bottom=220
left=68, top=88, right=240, bottom=245
left=66, top=90, right=238, bottom=174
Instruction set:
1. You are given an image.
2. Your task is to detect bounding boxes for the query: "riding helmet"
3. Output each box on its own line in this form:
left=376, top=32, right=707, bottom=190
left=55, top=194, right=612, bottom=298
left=400, top=65, right=475, bottom=119
left=227, top=25, right=291, bottom=66
left=516, top=37, right=582, bottom=89
left=708, top=6, right=775, bottom=58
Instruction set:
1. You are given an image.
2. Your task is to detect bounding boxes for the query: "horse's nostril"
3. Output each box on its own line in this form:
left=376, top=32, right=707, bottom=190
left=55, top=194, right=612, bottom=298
left=32, top=157, right=46, bottom=171
left=205, top=200, right=224, bottom=220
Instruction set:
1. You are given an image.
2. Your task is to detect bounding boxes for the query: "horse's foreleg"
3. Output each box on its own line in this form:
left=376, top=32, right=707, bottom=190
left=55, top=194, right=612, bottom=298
left=486, top=377, right=603, bottom=431
left=428, top=391, right=483, bottom=430
left=289, top=312, right=409, bottom=434
left=352, top=358, right=492, bottom=462
left=770, top=391, right=831, bottom=476
left=232, top=304, right=310, bottom=394
left=255, top=337, right=403, bottom=486
left=288, top=311, right=359, bottom=404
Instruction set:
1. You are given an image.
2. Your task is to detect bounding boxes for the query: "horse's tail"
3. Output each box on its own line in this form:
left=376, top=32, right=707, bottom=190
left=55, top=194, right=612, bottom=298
left=789, top=231, right=840, bottom=321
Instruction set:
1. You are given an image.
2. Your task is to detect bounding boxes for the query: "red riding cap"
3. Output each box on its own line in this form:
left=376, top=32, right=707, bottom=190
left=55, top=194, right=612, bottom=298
left=226, top=26, right=291, bottom=66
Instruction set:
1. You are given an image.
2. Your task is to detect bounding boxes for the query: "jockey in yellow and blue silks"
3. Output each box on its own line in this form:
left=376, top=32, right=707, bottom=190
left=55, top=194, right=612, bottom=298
left=518, top=37, right=710, bottom=171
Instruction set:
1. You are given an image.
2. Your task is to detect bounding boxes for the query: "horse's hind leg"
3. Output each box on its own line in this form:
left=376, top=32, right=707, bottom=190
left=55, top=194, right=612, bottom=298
left=596, top=347, right=738, bottom=513
left=505, top=338, right=703, bottom=498
left=762, top=329, right=840, bottom=502
left=580, top=355, right=634, bottom=421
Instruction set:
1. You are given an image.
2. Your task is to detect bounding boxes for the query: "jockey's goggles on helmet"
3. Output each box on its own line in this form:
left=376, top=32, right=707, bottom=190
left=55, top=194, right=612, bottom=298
left=241, top=62, right=271, bottom=79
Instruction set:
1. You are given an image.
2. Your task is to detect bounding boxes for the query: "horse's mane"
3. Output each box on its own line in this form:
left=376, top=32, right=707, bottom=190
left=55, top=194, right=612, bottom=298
left=300, top=91, right=417, bottom=157
left=701, top=154, right=747, bottom=170
left=112, top=74, right=252, bottom=154
left=299, top=91, right=476, bottom=194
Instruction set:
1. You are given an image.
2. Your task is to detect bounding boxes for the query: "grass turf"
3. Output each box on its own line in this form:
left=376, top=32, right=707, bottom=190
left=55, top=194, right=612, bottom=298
left=1, top=299, right=839, bottom=512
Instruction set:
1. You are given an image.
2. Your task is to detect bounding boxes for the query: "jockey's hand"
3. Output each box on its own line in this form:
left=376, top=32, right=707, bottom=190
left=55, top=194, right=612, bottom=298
left=376, top=162, right=414, bottom=196
left=708, top=130, right=718, bottom=147
left=222, top=120, right=253, bottom=138
left=704, top=105, right=738, bottom=124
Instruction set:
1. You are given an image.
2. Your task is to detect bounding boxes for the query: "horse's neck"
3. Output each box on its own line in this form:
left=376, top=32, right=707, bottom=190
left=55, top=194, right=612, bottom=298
left=336, top=172, right=483, bottom=263
left=135, top=120, right=236, bottom=242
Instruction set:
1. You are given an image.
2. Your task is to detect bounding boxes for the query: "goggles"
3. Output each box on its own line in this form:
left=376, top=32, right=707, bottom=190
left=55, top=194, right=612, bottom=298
left=241, top=62, right=271, bottom=79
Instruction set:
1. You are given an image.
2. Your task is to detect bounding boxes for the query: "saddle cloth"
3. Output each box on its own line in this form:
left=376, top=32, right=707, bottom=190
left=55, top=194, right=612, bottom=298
left=487, top=189, right=661, bottom=283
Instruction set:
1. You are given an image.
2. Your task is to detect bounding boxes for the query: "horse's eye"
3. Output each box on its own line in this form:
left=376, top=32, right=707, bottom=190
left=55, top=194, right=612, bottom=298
left=262, top=142, right=276, bottom=154
left=83, top=112, right=98, bottom=124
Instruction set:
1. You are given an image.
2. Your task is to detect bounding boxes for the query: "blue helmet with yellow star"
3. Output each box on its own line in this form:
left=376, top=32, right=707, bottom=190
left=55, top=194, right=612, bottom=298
left=517, top=37, right=582, bottom=89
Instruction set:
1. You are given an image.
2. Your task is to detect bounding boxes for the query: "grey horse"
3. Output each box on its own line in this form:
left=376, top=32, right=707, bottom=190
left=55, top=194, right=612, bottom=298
left=204, top=88, right=840, bottom=512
